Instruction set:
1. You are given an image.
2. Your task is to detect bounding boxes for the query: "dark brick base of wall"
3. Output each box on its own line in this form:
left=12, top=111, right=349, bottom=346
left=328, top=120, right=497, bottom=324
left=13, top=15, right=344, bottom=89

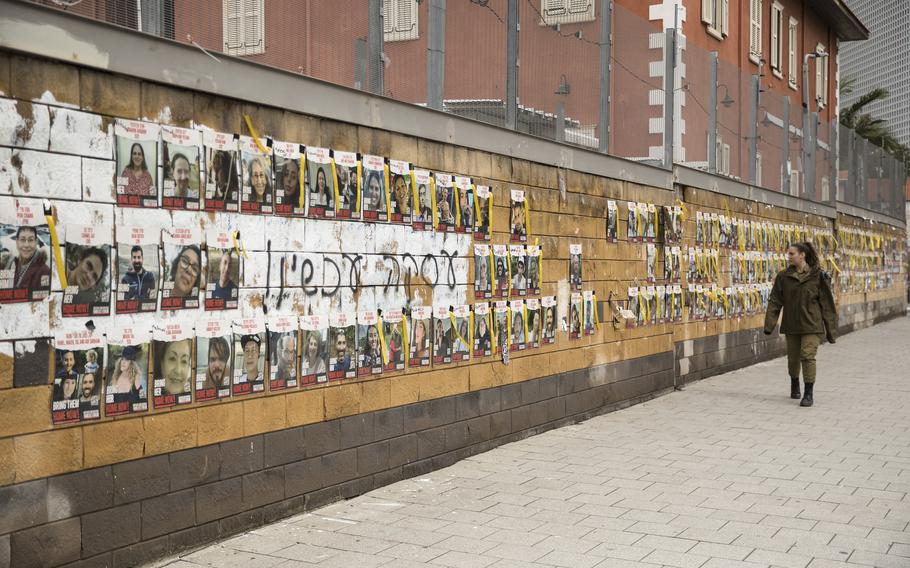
left=675, top=328, right=787, bottom=387
left=1, top=352, right=676, bottom=568
left=837, top=296, right=906, bottom=335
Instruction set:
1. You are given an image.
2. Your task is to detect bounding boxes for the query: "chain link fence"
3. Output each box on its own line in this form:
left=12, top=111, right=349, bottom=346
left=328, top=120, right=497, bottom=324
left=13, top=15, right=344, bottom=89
left=33, top=0, right=907, bottom=222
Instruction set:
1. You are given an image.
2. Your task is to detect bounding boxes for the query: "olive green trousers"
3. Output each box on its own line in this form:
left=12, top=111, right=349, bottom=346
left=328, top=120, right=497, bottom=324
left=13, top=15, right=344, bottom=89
left=785, top=334, right=822, bottom=384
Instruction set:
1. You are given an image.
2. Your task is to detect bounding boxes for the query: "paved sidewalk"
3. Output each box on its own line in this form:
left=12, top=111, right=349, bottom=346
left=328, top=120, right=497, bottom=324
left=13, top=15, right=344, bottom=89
left=159, top=316, right=910, bottom=568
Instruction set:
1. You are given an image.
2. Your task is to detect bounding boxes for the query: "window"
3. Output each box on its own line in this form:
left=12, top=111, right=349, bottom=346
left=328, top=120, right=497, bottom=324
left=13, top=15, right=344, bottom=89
left=770, top=3, right=783, bottom=76
left=384, top=0, right=419, bottom=42
left=223, top=0, right=264, bottom=56
left=755, top=152, right=763, bottom=186
left=540, top=0, right=596, bottom=26
left=701, top=0, right=729, bottom=39
left=815, top=43, right=828, bottom=107
left=788, top=18, right=798, bottom=89
left=790, top=170, right=800, bottom=196
left=749, top=0, right=762, bottom=63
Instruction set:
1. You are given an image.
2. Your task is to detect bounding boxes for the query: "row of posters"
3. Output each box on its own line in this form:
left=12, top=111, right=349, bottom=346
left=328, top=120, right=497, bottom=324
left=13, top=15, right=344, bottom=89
left=51, top=297, right=578, bottom=425
left=0, top=204, right=242, bottom=314
left=112, top=121, right=532, bottom=242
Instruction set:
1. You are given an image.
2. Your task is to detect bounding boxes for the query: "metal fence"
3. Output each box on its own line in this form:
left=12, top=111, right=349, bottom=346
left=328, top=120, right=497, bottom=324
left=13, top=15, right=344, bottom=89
left=33, top=0, right=907, bottom=222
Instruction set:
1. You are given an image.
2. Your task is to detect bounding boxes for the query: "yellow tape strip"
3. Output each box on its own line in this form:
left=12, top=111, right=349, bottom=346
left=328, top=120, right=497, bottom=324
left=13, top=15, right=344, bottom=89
left=402, top=315, right=410, bottom=367
left=431, top=177, right=438, bottom=230
left=592, top=294, right=600, bottom=329
left=375, top=316, right=387, bottom=365
left=410, top=170, right=419, bottom=221
left=231, top=231, right=249, bottom=259
left=331, top=159, right=340, bottom=215
left=298, top=153, right=306, bottom=210
left=243, top=115, right=270, bottom=155
left=45, top=210, right=67, bottom=289
left=384, top=163, right=391, bottom=217
left=449, top=312, right=468, bottom=351
left=355, top=161, right=362, bottom=216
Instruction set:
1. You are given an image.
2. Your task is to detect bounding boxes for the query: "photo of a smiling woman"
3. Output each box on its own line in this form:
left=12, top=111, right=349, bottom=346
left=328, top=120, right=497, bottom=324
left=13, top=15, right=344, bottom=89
left=166, top=245, right=201, bottom=299
left=153, top=337, right=193, bottom=407
left=65, top=243, right=110, bottom=308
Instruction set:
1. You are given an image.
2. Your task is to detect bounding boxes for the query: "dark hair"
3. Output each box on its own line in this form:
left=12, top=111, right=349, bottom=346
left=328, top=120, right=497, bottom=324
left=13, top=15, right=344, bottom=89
left=130, top=245, right=143, bottom=256
left=208, top=336, right=230, bottom=362
left=128, top=143, right=148, bottom=171
left=789, top=241, right=819, bottom=268
left=170, top=245, right=201, bottom=285
left=171, top=152, right=190, bottom=169
left=14, top=225, right=39, bottom=241
left=80, top=246, right=108, bottom=279
left=153, top=338, right=192, bottom=380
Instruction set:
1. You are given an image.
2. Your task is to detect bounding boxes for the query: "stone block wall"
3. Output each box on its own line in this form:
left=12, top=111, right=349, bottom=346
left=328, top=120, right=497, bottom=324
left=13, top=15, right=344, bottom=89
left=0, top=48, right=905, bottom=568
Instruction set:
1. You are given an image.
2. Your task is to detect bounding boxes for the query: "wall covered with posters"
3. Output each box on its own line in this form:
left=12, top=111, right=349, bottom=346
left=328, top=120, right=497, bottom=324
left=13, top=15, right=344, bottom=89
left=0, top=48, right=905, bottom=568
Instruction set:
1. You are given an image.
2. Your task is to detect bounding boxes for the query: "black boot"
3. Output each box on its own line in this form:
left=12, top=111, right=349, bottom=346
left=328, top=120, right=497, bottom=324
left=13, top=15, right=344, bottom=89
left=790, top=378, right=801, bottom=399
left=800, top=382, right=814, bottom=407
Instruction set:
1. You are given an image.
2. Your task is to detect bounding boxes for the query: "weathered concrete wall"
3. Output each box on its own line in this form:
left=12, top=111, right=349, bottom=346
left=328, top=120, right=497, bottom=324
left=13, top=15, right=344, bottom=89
left=0, top=48, right=905, bottom=568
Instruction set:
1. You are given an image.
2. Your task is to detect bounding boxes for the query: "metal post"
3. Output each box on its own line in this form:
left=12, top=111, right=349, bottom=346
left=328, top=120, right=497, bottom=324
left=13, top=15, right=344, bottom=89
left=663, top=27, right=676, bottom=170
left=847, top=128, right=857, bottom=205
left=806, top=110, right=817, bottom=200
left=830, top=119, right=838, bottom=205
left=598, top=0, right=612, bottom=153
left=354, top=38, right=366, bottom=91
left=556, top=102, right=565, bottom=143
left=367, top=0, right=384, bottom=95
left=782, top=96, right=790, bottom=191
left=748, top=74, right=759, bottom=185
left=708, top=51, right=718, bottom=174
left=802, top=53, right=815, bottom=201
left=506, top=0, right=519, bottom=130
left=427, top=0, right=445, bottom=110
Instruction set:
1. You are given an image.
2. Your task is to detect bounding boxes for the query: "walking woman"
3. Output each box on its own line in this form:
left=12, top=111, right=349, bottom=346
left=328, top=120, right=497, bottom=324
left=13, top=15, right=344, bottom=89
left=763, top=242, right=837, bottom=407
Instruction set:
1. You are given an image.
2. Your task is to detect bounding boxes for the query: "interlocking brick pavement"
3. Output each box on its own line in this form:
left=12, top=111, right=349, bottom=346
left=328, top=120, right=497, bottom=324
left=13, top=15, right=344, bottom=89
left=157, top=316, right=910, bottom=568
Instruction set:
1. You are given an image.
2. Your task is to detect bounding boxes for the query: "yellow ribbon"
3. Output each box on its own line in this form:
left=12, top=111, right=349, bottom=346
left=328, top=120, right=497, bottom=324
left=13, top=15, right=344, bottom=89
left=449, top=311, right=469, bottom=352
left=243, top=115, right=270, bottom=155
left=298, top=152, right=306, bottom=209
left=355, top=161, right=362, bottom=216
left=473, top=187, right=481, bottom=234
left=410, top=170, right=419, bottom=220
left=44, top=205, right=67, bottom=289
left=431, top=177, right=438, bottom=230
left=331, top=159, right=340, bottom=215
left=231, top=230, right=249, bottom=259
left=402, top=315, right=410, bottom=367
left=675, top=199, right=688, bottom=222
left=453, top=181, right=462, bottom=226
left=523, top=199, right=531, bottom=238
left=375, top=316, right=387, bottom=365
left=384, top=162, right=391, bottom=217
left=488, top=190, right=494, bottom=235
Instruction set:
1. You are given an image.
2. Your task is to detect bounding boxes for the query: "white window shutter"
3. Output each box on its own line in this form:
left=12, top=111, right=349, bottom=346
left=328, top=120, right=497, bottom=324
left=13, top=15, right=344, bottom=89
left=788, top=20, right=797, bottom=85
left=770, top=8, right=779, bottom=69
left=750, top=0, right=762, bottom=58
left=383, top=0, right=394, bottom=33
left=397, top=0, right=416, bottom=35
left=756, top=153, right=763, bottom=186
left=721, top=0, right=729, bottom=36
left=702, top=0, right=713, bottom=25
left=223, top=0, right=242, bottom=51
left=816, top=49, right=823, bottom=103
left=545, top=0, right=568, bottom=18
left=568, top=0, right=590, bottom=14
left=242, top=0, right=264, bottom=54
left=722, top=143, right=731, bottom=175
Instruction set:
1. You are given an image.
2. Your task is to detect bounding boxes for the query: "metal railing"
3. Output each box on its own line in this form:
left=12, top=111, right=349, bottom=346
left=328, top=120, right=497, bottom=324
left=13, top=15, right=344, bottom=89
left=32, top=0, right=907, bottom=222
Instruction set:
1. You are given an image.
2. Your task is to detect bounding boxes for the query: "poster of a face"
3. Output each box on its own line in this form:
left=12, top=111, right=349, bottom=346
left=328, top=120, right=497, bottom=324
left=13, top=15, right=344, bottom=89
left=333, top=150, right=359, bottom=219
left=569, top=293, right=582, bottom=339
left=450, top=305, right=471, bottom=362
left=380, top=309, right=405, bottom=372
left=509, top=300, right=526, bottom=352
left=105, top=326, right=150, bottom=416
left=115, top=120, right=159, bottom=208
left=526, top=245, right=541, bottom=296
left=472, top=303, right=492, bottom=357
left=525, top=298, right=541, bottom=348
left=493, top=301, right=510, bottom=355
left=541, top=296, right=557, bottom=345
left=474, top=244, right=492, bottom=299
left=646, top=243, right=657, bottom=283
left=52, top=330, right=104, bottom=425
left=656, top=285, right=667, bottom=323
left=493, top=245, right=509, bottom=299
left=152, top=322, right=194, bottom=409
left=268, top=315, right=299, bottom=391
left=644, top=203, right=657, bottom=242
left=274, top=141, right=304, bottom=216
left=205, top=230, right=240, bottom=311
left=203, top=130, right=240, bottom=211
left=628, top=202, right=640, bottom=242
left=408, top=306, right=432, bottom=367
left=63, top=224, right=111, bottom=317
left=195, top=318, right=232, bottom=402
left=356, top=310, right=383, bottom=377
left=510, top=189, right=528, bottom=242
left=240, top=136, right=273, bottom=214
left=161, top=125, right=201, bottom=210
left=361, top=155, right=388, bottom=222
left=161, top=226, right=202, bottom=310
left=509, top=245, right=527, bottom=298
left=300, top=315, right=329, bottom=386
left=434, top=173, right=455, bottom=232
left=305, top=147, right=335, bottom=218
left=607, top=200, right=618, bottom=242
left=672, top=284, right=683, bottom=321
left=583, top=290, right=596, bottom=335
left=0, top=201, right=51, bottom=303
left=328, top=312, right=356, bottom=380
left=115, top=226, right=158, bottom=314
left=569, top=243, right=582, bottom=291
left=388, top=160, right=412, bottom=224
left=473, top=185, right=492, bottom=241
left=233, top=318, right=266, bottom=395
left=432, top=305, right=453, bottom=365
left=412, top=169, right=434, bottom=231
left=455, top=176, right=474, bottom=233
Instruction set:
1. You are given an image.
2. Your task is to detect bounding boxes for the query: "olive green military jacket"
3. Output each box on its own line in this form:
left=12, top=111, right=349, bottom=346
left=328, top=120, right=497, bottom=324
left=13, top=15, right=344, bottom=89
left=764, top=266, right=837, bottom=340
